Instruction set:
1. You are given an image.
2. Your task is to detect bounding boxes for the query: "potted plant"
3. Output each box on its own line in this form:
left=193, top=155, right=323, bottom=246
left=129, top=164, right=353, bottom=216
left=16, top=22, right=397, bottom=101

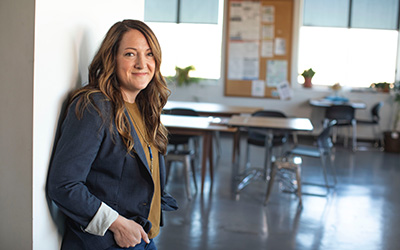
left=301, top=68, right=315, bottom=88
left=165, top=65, right=200, bottom=87
left=370, top=82, right=391, bottom=93
left=384, top=81, right=400, bottom=153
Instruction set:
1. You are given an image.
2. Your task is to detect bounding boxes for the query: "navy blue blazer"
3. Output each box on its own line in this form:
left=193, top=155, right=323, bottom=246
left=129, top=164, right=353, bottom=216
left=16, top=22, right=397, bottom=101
left=47, top=93, right=177, bottom=250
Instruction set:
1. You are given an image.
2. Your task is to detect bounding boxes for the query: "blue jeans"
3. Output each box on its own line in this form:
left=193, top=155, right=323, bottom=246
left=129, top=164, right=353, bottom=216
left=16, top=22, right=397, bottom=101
left=106, top=239, right=157, bottom=250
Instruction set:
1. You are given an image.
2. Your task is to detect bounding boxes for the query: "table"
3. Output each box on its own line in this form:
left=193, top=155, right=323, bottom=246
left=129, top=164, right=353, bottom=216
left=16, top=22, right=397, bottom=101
left=227, top=115, right=314, bottom=193
left=164, top=100, right=263, bottom=117
left=309, top=97, right=366, bottom=109
left=161, top=114, right=238, bottom=193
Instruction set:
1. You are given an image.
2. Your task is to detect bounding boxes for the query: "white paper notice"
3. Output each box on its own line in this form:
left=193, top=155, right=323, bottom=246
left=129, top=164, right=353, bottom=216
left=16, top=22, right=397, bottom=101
left=262, top=6, right=275, bottom=23
left=262, top=40, right=274, bottom=58
left=266, top=60, right=288, bottom=87
left=252, top=80, right=265, bottom=97
left=274, top=37, right=286, bottom=55
left=262, top=24, right=274, bottom=40
left=276, top=81, right=292, bottom=100
left=229, top=1, right=261, bottom=40
left=228, top=41, right=260, bottom=80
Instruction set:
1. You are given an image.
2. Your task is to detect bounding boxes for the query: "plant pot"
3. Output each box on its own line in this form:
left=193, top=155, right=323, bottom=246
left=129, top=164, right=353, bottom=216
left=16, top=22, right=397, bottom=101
left=303, top=77, right=312, bottom=88
left=384, top=131, right=400, bottom=153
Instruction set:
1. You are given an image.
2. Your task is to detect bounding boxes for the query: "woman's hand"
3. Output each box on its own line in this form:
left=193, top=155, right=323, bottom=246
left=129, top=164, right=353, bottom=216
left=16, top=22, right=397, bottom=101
left=109, top=215, right=150, bottom=248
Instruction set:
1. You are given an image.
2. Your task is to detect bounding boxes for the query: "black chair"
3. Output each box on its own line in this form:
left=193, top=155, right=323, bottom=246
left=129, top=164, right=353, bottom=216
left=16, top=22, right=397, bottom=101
left=165, top=108, right=200, bottom=151
left=164, top=108, right=200, bottom=200
left=265, top=120, right=338, bottom=204
left=244, top=110, right=289, bottom=179
left=323, top=105, right=357, bottom=151
left=356, top=101, right=384, bottom=148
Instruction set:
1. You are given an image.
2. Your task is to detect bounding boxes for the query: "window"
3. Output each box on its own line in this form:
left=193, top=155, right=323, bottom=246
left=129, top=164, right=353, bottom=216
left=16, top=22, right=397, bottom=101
left=145, top=0, right=224, bottom=79
left=299, top=0, right=399, bottom=88
left=145, top=0, right=219, bottom=24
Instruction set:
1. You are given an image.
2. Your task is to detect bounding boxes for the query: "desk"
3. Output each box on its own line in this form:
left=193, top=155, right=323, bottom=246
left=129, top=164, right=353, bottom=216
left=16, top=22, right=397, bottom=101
left=227, top=115, right=314, bottom=193
left=309, top=98, right=366, bottom=109
left=164, top=100, right=263, bottom=117
left=161, top=114, right=238, bottom=193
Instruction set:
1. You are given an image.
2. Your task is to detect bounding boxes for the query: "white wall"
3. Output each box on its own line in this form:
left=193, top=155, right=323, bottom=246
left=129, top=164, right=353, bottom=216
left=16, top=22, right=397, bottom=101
left=0, top=0, right=147, bottom=249
left=33, top=2, right=145, bottom=249
left=0, top=0, right=35, bottom=248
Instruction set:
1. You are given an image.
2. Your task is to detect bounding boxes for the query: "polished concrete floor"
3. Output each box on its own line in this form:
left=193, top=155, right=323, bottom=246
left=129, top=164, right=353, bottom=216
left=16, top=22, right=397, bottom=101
left=155, top=133, right=400, bottom=250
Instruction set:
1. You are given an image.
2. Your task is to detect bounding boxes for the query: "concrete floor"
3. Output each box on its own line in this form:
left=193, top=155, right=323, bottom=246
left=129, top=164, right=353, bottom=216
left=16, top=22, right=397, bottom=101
left=155, top=134, right=400, bottom=250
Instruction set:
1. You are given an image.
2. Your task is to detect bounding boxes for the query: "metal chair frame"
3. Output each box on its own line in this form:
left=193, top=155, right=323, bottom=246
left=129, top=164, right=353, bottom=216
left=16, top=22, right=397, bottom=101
left=357, top=101, right=384, bottom=148
left=323, top=105, right=357, bottom=151
left=266, top=120, right=337, bottom=201
left=244, top=111, right=289, bottom=180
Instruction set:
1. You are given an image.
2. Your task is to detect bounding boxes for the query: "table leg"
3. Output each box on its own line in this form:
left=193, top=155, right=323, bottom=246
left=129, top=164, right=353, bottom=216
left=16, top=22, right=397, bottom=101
left=263, top=130, right=273, bottom=180
left=201, top=132, right=213, bottom=193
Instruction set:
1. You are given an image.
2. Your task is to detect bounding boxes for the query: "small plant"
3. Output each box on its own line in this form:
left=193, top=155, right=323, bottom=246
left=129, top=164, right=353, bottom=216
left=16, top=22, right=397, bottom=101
left=301, top=68, right=316, bottom=78
left=165, top=65, right=201, bottom=87
left=370, top=82, right=391, bottom=92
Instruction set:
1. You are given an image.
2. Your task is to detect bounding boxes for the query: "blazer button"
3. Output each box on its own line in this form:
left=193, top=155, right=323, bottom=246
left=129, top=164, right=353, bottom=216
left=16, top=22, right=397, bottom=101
left=142, top=202, right=147, bottom=206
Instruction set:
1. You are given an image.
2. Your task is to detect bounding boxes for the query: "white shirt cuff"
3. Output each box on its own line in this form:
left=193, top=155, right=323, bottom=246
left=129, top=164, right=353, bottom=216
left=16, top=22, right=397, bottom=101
left=84, top=202, right=119, bottom=236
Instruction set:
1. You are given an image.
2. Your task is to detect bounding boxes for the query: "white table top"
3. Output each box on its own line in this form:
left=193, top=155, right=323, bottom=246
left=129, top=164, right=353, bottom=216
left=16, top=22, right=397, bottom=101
left=227, top=115, right=314, bottom=132
left=164, top=100, right=262, bottom=116
left=161, top=114, right=237, bottom=132
left=309, top=98, right=366, bottom=109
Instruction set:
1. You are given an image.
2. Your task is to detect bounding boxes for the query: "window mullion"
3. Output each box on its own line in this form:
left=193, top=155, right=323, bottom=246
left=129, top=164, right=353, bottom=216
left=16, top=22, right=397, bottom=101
left=177, top=0, right=181, bottom=23
left=348, top=0, right=353, bottom=28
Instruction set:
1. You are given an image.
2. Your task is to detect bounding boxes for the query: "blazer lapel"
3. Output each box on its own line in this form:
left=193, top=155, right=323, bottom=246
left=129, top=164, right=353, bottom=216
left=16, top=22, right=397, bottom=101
left=125, top=109, right=152, bottom=174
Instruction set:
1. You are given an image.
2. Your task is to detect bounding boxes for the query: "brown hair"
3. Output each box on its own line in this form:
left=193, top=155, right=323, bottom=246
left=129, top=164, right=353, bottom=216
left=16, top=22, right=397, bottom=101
left=71, top=19, right=170, bottom=154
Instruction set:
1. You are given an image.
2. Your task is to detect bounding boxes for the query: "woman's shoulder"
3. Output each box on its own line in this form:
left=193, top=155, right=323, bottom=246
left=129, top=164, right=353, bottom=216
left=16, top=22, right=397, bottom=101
left=68, top=91, right=114, bottom=120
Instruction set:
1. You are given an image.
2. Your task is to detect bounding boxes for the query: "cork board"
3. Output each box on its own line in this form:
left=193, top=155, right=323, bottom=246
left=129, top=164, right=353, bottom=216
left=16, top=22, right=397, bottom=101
left=224, top=0, right=294, bottom=98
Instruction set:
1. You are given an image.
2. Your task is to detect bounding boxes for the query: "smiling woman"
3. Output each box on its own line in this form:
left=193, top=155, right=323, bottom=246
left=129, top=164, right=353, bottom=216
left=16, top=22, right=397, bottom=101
left=116, top=29, right=155, bottom=103
left=47, top=19, right=177, bottom=250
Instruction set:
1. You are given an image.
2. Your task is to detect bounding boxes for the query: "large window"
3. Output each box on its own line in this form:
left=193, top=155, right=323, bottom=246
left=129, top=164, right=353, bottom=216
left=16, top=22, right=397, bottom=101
left=145, top=0, right=224, bottom=79
left=298, top=0, right=399, bottom=88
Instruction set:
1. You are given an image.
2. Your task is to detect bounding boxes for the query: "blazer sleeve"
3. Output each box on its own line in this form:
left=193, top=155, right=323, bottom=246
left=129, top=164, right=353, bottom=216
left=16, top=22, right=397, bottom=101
left=47, top=97, right=109, bottom=228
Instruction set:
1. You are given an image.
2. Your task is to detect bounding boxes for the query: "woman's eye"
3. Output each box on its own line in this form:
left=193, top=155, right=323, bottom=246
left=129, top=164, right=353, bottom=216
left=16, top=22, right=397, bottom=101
left=148, top=52, right=154, bottom=57
left=125, top=52, right=135, bottom=57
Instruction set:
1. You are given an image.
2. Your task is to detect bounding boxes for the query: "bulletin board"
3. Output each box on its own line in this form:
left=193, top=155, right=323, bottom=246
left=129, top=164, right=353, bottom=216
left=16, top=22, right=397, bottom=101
left=224, top=0, right=294, bottom=98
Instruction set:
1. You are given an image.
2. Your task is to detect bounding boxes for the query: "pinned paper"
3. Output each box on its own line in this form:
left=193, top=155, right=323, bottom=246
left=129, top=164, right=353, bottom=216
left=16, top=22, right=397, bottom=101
left=276, top=81, right=292, bottom=100
left=251, top=80, right=265, bottom=97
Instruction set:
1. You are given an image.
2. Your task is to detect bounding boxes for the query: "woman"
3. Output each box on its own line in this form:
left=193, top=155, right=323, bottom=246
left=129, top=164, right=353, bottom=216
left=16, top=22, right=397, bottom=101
left=47, top=19, right=177, bottom=250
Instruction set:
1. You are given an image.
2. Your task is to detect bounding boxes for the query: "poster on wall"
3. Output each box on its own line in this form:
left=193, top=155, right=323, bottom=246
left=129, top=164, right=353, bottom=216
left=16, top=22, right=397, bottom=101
left=228, top=1, right=261, bottom=80
left=228, top=41, right=260, bottom=80
left=266, top=60, right=288, bottom=87
left=229, top=1, right=261, bottom=40
left=262, top=5, right=275, bottom=23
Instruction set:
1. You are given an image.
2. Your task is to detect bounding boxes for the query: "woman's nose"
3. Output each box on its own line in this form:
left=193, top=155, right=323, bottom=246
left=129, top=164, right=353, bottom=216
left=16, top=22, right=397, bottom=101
left=134, top=55, right=145, bottom=69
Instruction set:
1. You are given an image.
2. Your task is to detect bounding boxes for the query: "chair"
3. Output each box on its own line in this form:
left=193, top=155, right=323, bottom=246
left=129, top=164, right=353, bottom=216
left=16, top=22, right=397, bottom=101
left=356, top=102, right=384, bottom=148
left=264, top=156, right=303, bottom=207
left=265, top=121, right=337, bottom=206
left=165, top=108, right=200, bottom=152
left=281, top=120, right=337, bottom=196
left=165, top=149, right=197, bottom=200
left=244, top=110, right=289, bottom=179
left=164, top=108, right=200, bottom=200
left=323, top=105, right=357, bottom=151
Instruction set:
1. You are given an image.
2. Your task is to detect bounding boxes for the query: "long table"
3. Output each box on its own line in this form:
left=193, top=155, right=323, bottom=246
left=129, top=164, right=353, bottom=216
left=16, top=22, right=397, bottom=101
left=227, top=115, right=314, bottom=193
left=164, top=100, right=263, bottom=117
left=161, top=114, right=238, bottom=194
left=309, top=98, right=366, bottom=109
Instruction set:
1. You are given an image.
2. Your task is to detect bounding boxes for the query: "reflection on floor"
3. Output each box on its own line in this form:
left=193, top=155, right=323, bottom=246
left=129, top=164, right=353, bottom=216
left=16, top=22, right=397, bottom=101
left=155, top=133, right=400, bottom=250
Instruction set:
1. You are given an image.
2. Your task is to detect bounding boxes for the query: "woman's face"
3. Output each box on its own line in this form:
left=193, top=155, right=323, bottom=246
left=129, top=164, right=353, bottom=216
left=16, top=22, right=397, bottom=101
left=116, top=29, right=155, bottom=103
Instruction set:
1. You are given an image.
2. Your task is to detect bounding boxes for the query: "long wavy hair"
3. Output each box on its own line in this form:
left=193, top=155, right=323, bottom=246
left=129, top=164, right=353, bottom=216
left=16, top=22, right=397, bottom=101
left=71, top=19, right=170, bottom=155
